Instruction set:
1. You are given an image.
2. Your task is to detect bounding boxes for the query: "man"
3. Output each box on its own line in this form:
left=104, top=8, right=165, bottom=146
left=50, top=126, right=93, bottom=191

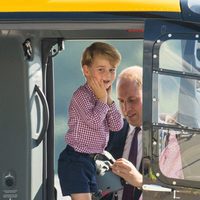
left=102, top=65, right=183, bottom=200
left=102, top=66, right=143, bottom=200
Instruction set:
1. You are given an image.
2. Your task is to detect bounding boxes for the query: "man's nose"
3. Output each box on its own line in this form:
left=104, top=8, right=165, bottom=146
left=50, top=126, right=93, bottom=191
left=123, top=102, right=129, bottom=115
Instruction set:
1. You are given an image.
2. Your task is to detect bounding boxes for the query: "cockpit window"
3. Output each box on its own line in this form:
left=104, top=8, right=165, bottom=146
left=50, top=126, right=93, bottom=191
left=188, top=0, right=200, bottom=15
left=159, top=39, right=200, bottom=74
left=152, top=36, right=200, bottom=184
left=152, top=74, right=200, bottom=129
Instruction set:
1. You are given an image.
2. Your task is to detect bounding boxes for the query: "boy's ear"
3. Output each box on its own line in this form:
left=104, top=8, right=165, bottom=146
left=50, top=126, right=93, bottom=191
left=82, top=65, right=90, bottom=77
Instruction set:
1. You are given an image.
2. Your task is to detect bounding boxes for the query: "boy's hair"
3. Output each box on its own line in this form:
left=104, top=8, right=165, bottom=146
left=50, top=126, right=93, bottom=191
left=81, top=42, right=121, bottom=67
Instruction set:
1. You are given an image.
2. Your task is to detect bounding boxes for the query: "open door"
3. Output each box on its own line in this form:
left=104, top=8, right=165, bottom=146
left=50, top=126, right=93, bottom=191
left=0, top=35, right=49, bottom=200
left=143, top=19, right=200, bottom=199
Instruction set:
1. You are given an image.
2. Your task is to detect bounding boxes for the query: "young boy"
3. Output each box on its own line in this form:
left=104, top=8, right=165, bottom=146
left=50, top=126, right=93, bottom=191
left=58, top=42, right=123, bottom=200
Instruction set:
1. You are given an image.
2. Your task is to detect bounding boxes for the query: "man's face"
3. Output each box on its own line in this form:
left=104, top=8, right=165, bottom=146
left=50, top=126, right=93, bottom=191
left=117, top=78, right=142, bottom=127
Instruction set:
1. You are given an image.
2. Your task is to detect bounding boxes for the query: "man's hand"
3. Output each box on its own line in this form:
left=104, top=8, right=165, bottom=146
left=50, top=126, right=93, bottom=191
left=111, top=158, right=143, bottom=188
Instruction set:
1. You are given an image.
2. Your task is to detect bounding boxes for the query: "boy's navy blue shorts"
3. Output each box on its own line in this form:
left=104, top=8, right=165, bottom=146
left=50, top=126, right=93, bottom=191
left=58, top=145, right=98, bottom=196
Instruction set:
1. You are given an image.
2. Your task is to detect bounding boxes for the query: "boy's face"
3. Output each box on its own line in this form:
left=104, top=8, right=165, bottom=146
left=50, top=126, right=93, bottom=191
left=83, top=55, right=118, bottom=89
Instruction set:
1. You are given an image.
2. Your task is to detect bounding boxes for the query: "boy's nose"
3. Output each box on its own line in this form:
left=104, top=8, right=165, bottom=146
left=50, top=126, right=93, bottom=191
left=104, top=71, right=111, bottom=78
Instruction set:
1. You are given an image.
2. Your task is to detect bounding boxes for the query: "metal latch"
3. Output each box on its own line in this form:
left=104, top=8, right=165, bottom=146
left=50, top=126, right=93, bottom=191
left=142, top=184, right=172, bottom=192
left=142, top=184, right=181, bottom=199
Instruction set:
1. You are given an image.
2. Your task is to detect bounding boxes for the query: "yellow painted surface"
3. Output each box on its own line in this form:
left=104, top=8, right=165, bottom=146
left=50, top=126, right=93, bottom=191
left=0, top=0, right=181, bottom=12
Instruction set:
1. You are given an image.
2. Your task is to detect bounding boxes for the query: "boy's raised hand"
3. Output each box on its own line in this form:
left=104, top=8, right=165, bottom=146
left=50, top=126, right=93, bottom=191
left=106, top=86, right=114, bottom=105
left=87, top=76, right=107, bottom=104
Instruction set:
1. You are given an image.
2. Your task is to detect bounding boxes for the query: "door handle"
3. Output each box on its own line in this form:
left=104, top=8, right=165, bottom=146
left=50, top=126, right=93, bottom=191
left=33, top=84, right=49, bottom=146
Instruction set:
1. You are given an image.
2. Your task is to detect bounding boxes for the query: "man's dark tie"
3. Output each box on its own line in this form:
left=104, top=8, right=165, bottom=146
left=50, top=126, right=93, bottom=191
left=122, top=127, right=141, bottom=200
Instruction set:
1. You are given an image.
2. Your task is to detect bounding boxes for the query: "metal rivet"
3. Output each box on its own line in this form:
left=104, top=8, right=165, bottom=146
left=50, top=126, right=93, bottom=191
left=156, top=173, right=160, bottom=177
left=172, top=181, right=176, bottom=185
left=168, top=34, right=172, bottom=38
left=152, top=97, right=157, bottom=102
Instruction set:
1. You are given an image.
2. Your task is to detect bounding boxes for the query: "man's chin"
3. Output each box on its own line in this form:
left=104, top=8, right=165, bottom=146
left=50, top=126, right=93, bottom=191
left=127, top=117, right=137, bottom=126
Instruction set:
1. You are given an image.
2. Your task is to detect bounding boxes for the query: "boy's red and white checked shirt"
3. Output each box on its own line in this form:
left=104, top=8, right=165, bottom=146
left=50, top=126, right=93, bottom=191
left=65, top=83, right=123, bottom=154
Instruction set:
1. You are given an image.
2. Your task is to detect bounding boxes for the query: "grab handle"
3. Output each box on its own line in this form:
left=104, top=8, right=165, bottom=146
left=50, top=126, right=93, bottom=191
left=33, top=84, right=49, bottom=146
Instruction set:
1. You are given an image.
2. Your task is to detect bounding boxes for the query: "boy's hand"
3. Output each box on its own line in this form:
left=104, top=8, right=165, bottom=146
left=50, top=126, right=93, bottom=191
left=107, top=86, right=114, bottom=105
left=87, top=76, right=107, bottom=103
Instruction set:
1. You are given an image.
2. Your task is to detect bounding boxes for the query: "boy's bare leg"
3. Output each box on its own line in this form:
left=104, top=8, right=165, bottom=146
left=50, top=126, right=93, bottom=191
left=71, top=193, right=91, bottom=200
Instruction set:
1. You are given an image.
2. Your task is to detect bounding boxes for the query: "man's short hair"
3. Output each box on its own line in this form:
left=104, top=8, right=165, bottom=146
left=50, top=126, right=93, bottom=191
left=117, top=66, right=142, bottom=89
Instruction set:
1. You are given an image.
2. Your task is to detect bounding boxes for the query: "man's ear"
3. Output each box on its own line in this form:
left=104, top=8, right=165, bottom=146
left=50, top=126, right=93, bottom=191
left=82, top=65, right=90, bottom=77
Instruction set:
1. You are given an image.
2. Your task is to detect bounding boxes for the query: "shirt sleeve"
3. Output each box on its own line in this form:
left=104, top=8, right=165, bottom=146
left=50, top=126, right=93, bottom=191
left=106, top=102, right=123, bottom=131
left=71, top=88, right=110, bottom=130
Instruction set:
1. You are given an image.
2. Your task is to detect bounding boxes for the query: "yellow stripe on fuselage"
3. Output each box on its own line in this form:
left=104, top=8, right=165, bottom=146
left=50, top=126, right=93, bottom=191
left=0, top=0, right=181, bottom=12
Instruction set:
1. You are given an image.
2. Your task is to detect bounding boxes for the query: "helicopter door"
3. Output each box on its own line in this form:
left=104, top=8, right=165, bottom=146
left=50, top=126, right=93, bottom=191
left=143, top=19, right=200, bottom=200
left=0, top=36, right=49, bottom=200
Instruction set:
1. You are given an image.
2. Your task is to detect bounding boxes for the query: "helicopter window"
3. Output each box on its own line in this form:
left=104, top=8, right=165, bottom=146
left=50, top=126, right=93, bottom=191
left=151, top=126, right=200, bottom=183
left=188, top=0, right=200, bottom=15
left=152, top=74, right=200, bottom=129
left=158, top=127, right=200, bottom=181
left=152, top=37, right=200, bottom=184
left=152, top=74, right=200, bottom=181
left=158, top=39, right=200, bottom=74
